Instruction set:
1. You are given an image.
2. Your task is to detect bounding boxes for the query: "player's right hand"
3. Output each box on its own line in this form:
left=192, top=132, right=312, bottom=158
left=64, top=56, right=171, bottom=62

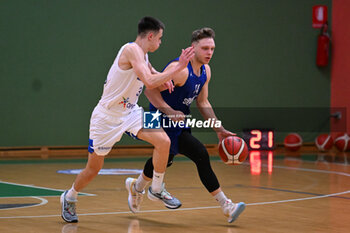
left=177, top=46, right=195, bottom=70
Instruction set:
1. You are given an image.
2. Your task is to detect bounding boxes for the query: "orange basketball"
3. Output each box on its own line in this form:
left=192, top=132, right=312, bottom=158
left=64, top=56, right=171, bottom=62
left=315, top=134, right=333, bottom=151
left=219, top=136, right=249, bottom=165
left=334, top=133, right=350, bottom=152
left=284, top=133, right=302, bottom=151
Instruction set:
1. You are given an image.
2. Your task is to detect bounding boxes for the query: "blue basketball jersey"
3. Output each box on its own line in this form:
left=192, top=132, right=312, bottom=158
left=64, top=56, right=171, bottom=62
left=149, top=58, right=207, bottom=154
left=150, top=57, right=207, bottom=114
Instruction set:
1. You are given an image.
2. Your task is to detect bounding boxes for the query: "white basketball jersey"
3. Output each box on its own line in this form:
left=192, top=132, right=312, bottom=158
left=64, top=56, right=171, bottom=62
left=98, top=43, right=147, bottom=114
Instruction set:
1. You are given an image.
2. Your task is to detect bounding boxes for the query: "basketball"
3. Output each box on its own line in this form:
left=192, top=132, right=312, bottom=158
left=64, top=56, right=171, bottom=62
left=284, top=133, right=303, bottom=151
left=334, top=133, right=350, bottom=152
left=218, top=136, right=249, bottom=165
left=315, top=134, right=333, bottom=151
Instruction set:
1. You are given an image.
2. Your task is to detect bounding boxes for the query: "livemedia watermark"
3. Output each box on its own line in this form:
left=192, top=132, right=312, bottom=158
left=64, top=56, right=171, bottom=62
left=143, top=110, right=221, bottom=129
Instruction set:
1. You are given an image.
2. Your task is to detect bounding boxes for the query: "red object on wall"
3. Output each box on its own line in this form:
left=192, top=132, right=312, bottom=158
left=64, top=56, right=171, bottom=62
left=313, top=5, right=328, bottom=28
left=316, top=24, right=330, bottom=67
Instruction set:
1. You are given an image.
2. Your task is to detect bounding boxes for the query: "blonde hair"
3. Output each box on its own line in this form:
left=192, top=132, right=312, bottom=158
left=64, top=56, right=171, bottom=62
left=191, top=27, right=215, bottom=43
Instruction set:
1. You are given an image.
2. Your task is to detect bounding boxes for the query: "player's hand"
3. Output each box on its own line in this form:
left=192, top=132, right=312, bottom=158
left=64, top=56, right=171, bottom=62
left=216, top=127, right=236, bottom=143
left=166, top=109, right=186, bottom=122
left=177, top=46, right=195, bottom=70
left=162, top=80, right=174, bottom=93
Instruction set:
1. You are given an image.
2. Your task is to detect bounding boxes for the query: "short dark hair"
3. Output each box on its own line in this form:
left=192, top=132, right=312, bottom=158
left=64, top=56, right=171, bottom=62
left=191, top=27, right=215, bottom=43
left=138, top=16, right=165, bottom=37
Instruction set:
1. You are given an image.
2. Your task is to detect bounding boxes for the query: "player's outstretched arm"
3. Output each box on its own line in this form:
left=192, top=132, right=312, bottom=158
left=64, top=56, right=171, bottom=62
left=126, top=44, right=194, bottom=89
left=148, top=62, right=174, bottom=93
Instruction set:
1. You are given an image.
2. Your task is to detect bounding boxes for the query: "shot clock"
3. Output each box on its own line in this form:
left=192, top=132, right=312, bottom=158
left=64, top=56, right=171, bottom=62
left=242, top=129, right=274, bottom=150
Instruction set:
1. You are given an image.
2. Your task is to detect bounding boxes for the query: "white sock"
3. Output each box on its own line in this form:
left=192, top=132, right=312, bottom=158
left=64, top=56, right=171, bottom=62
left=66, top=184, right=78, bottom=202
left=151, top=171, right=164, bottom=193
left=214, top=191, right=228, bottom=206
left=135, top=174, right=150, bottom=192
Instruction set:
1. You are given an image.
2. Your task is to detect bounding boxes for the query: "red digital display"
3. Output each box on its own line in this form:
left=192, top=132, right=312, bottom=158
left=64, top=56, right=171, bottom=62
left=249, top=151, right=274, bottom=175
left=242, top=129, right=274, bottom=150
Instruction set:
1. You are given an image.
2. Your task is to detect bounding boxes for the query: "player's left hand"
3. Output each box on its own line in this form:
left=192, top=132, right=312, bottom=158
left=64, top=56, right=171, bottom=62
left=163, top=80, right=174, bottom=93
left=216, top=128, right=236, bottom=143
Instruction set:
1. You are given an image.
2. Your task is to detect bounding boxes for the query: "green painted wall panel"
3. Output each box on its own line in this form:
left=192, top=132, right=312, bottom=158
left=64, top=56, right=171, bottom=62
left=0, top=0, right=332, bottom=146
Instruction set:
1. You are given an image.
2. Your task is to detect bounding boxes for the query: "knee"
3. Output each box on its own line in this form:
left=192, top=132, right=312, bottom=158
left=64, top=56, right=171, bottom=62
left=154, top=135, right=171, bottom=150
left=198, top=146, right=209, bottom=156
left=162, top=135, right=171, bottom=147
left=194, top=147, right=210, bottom=165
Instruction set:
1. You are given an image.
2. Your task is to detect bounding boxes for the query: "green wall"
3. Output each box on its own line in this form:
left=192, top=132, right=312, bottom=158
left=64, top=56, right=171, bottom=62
left=0, top=0, right=332, bottom=147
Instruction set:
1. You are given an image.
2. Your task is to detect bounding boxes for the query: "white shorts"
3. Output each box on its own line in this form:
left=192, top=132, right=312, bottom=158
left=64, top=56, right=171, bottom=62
left=88, top=104, right=143, bottom=156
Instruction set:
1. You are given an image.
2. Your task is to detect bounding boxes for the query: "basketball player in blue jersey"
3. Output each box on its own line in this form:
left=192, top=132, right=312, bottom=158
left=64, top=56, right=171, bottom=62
left=60, top=16, right=194, bottom=223
left=126, top=28, right=245, bottom=223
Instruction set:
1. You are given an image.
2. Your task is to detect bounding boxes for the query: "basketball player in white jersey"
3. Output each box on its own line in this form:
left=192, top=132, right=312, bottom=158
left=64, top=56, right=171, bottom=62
left=60, top=16, right=194, bottom=223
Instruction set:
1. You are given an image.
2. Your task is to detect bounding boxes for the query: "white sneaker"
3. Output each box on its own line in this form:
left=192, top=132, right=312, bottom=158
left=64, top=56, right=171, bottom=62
left=60, top=190, right=78, bottom=223
left=222, top=200, right=246, bottom=223
left=125, top=178, right=144, bottom=213
left=147, top=184, right=182, bottom=209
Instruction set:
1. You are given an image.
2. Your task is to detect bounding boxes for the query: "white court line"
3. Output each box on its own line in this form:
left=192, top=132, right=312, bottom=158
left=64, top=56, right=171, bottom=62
left=1, top=165, right=350, bottom=219
left=0, top=197, right=48, bottom=211
left=0, top=180, right=95, bottom=210
left=0, top=196, right=69, bottom=199
left=1, top=188, right=350, bottom=219
left=247, top=190, right=350, bottom=206
left=269, top=164, right=350, bottom=177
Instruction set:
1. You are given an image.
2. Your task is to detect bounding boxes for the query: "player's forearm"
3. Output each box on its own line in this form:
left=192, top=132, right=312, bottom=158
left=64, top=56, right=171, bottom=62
left=144, top=88, right=173, bottom=115
left=143, top=64, right=181, bottom=89
left=197, top=99, right=215, bottom=118
left=197, top=101, right=223, bottom=132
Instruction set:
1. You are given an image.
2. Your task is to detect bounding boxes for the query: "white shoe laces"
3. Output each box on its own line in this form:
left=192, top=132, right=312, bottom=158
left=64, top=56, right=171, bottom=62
left=222, top=199, right=235, bottom=215
left=66, top=201, right=76, bottom=215
left=159, top=187, right=172, bottom=199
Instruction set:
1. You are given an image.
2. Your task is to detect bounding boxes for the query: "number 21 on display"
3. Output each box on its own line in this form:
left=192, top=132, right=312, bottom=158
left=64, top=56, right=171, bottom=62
left=249, top=129, right=274, bottom=150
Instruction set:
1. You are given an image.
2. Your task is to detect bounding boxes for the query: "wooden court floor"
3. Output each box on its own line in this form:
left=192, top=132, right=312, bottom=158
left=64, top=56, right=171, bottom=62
left=1, top=152, right=350, bottom=233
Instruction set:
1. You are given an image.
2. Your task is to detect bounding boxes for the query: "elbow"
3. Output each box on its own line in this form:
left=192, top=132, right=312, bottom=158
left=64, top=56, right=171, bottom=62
left=196, top=99, right=204, bottom=107
left=197, top=100, right=210, bottom=108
